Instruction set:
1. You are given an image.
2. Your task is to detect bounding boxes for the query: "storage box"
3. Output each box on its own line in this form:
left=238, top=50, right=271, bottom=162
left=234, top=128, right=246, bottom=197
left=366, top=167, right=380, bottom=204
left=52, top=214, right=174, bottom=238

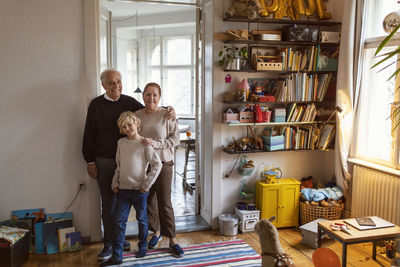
left=235, top=207, right=260, bottom=233
left=223, top=113, right=239, bottom=123
left=320, top=31, right=340, bottom=43
left=0, top=230, right=30, bottom=267
left=274, top=116, right=286, bottom=122
left=239, top=111, right=254, bottom=123
left=283, top=26, right=318, bottom=42
left=264, top=144, right=285, bottom=151
left=261, top=135, right=284, bottom=146
left=256, top=62, right=282, bottom=71
left=273, top=108, right=286, bottom=122
left=299, top=218, right=327, bottom=248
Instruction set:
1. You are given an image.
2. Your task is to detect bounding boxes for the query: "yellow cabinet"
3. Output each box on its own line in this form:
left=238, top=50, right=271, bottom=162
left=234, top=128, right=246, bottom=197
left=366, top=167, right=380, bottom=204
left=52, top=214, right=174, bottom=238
left=255, top=178, right=300, bottom=228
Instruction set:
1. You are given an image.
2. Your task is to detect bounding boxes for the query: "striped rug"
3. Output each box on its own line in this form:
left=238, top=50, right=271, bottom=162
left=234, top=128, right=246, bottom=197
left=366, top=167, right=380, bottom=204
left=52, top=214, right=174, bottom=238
left=120, top=239, right=261, bottom=266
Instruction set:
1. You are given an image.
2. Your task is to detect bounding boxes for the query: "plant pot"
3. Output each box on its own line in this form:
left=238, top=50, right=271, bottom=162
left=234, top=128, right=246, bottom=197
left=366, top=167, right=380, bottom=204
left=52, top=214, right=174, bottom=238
left=225, top=58, right=241, bottom=70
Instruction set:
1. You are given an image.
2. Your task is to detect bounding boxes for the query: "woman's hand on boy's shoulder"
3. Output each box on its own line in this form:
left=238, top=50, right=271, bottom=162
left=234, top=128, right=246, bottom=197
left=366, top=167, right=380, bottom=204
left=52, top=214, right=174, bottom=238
left=142, top=137, right=155, bottom=147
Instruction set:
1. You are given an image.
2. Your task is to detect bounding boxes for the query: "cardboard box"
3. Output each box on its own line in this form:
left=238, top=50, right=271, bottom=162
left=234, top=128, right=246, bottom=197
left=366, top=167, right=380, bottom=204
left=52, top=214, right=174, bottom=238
left=299, top=218, right=327, bottom=248
left=239, top=111, right=254, bottom=123
left=320, top=31, right=340, bottom=43
left=0, top=231, right=30, bottom=267
left=223, top=113, right=239, bottom=123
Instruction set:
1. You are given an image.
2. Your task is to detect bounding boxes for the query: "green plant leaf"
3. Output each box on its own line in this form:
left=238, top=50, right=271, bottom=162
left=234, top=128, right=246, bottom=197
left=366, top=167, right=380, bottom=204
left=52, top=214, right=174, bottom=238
left=371, top=47, right=400, bottom=69
left=375, top=24, right=400, bottom=56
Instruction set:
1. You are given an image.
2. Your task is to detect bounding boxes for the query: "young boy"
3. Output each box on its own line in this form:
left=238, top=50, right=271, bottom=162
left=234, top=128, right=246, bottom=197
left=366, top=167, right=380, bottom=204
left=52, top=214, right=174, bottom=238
left=101, top=111, right=162, bottom=266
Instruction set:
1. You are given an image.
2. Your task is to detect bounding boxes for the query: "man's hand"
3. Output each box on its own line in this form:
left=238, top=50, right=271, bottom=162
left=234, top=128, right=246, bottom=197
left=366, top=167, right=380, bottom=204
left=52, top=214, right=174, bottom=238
left=112, top=187, right=119, bottom=193
left=142, top=137, right=155, bottom=147
left=87, top=163, right=98, bottom=179
left=165, top=106, right=176, bottom=120
left=140, top=189, right=147, bottom=194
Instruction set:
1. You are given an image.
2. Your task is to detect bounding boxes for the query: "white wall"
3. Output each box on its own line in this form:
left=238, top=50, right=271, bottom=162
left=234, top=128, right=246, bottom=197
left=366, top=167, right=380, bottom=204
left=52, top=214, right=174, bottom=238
left=0, top=1, right=94, bottom=238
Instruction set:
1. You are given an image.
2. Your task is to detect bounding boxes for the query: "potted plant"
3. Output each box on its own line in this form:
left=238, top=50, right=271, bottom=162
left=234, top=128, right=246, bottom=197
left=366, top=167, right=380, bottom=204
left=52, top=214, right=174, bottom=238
left=218, top=45, right=248, bottom=70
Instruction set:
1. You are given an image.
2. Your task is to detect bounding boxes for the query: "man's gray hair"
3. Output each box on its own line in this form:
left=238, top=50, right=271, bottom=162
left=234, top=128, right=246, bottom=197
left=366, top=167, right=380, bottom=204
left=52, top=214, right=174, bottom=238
left=100, top=68, right=122, bottom=83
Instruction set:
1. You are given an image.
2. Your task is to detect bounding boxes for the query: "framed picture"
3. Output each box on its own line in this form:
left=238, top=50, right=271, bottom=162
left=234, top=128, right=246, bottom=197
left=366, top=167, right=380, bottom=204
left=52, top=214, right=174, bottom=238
left=318, top=124, right=335, bottom=150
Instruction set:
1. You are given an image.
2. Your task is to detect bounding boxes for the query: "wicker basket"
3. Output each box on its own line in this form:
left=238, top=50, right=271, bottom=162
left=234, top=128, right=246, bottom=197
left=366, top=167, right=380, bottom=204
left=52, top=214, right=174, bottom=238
left=300, top=201, right=344, bottom=225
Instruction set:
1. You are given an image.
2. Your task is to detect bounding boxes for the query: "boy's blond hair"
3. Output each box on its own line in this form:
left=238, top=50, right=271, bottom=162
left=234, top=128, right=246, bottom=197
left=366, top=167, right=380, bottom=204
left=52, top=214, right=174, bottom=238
left=117, top=111, right=141, bottom=134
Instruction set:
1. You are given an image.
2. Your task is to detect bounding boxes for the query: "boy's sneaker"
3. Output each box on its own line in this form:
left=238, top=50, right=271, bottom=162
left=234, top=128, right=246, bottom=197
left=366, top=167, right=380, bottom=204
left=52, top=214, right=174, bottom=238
left=169, top=244, right=184, bottom=258
left=98, top=244, right=112, bottom=261
left=100, top=257, right=122, bottom=266
left=136, top=247, right=147, bottom=258
left=148, top=235, right=162, bottom=249
left=124, top=240, right=131, bottom=251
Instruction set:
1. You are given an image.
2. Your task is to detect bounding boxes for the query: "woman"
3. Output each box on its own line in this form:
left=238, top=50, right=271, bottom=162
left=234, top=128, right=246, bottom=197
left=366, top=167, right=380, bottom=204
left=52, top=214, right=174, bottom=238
left=135, top=82, right=183, bottom=257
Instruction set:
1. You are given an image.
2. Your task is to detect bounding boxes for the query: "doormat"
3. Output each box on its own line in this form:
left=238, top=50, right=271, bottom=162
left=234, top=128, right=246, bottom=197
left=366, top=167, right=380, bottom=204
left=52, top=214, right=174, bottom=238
left=121, top=239, right=261, bottom=266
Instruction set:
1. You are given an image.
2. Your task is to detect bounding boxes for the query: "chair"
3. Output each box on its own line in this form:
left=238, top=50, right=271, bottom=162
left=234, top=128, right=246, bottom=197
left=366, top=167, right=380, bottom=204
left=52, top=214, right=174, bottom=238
left=182, top=132, right=196, bottom=193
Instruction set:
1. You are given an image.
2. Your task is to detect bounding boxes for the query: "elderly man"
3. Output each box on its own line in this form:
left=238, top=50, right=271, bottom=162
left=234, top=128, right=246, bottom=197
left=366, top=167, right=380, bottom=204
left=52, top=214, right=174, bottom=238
left=82, top=69, right=174, bottom=261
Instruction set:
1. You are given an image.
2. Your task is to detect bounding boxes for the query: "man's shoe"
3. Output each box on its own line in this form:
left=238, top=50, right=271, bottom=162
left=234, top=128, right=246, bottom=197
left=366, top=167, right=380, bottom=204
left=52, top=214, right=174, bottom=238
left=123, top=240, right=131, bottom=251
left=98, top=245, right=112, bottom=261
left=169, top=243, right=184, bottom=258
left=148, top=235, right=162, bottom=249
left=100, top=257, right=122, bottom=266
left=136, top=247, right=147, bottom=258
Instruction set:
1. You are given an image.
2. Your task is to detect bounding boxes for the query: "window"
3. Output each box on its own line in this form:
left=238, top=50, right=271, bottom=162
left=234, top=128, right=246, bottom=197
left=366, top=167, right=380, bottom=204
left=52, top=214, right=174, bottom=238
left=354, top=0, right=400, bottom=167
left=146, top=35, right=195, bottom=118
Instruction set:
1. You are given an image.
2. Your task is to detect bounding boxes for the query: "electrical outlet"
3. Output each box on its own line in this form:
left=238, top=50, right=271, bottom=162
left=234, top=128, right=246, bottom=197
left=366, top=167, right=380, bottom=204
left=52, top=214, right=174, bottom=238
left=79, top=182, right=86, bottom=191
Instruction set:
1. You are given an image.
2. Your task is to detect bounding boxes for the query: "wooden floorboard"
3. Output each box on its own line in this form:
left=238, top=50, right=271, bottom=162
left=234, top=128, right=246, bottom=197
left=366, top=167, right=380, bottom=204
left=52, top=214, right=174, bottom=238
left=21, top=228, right=393, bottom=267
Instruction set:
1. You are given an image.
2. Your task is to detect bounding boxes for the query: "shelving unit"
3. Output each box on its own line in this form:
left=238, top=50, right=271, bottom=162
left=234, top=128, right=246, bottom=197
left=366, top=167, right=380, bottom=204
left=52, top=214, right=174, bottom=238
left=220, top=16, right=341, bottom=154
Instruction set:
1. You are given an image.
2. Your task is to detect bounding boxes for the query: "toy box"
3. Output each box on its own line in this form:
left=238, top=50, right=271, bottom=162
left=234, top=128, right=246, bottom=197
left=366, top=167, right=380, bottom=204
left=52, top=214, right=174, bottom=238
left=299, top=218, right=327, bottom=248
left=0, top=230, right=30, bottom=267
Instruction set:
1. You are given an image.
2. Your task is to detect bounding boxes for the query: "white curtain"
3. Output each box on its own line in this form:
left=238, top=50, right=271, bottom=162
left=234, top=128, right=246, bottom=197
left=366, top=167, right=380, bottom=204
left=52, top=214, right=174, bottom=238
left=334, top=0, right=366, bottom=195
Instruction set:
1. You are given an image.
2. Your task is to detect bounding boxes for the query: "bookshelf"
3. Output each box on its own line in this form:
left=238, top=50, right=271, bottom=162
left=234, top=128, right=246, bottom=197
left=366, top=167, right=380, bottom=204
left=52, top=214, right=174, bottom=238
left=220, top=17, right=341, bottom=154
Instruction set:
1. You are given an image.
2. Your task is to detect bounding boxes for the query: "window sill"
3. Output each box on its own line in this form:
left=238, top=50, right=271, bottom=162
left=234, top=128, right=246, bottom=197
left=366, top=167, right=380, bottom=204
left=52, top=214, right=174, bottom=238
left=347, top=158, right=400, bottom=177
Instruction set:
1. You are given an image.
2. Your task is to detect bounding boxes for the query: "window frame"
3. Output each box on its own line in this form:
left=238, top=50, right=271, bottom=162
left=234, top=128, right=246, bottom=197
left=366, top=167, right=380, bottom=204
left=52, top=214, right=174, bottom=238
left=355, top=32, right=400, bottom=169
left=145, top=34, right=196, bottom=118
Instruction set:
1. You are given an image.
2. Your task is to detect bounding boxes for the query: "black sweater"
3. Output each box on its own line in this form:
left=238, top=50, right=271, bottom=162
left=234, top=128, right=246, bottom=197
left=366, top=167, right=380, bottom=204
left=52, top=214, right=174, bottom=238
left=82, top=94, right=144, bottom=163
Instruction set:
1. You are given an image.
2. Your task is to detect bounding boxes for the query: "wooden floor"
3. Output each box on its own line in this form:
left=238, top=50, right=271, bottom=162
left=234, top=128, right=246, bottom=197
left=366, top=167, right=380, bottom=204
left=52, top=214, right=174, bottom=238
left=22, top=228, right=392, bottom=267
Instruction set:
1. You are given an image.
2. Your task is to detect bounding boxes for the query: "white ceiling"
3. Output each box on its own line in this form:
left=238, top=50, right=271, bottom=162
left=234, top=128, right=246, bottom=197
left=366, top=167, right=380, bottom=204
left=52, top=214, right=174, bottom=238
left=101, top=0, right=196, bottom=17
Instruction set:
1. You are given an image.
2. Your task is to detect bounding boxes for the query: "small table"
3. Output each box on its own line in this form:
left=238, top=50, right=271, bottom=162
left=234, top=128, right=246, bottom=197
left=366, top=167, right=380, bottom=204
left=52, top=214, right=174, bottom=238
left=317, top=219, right=400, bottom=267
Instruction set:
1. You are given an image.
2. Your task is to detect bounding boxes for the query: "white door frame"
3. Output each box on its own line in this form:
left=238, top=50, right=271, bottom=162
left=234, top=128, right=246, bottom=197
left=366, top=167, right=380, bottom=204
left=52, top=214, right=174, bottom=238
left=83, top=0, right=215, bottom=241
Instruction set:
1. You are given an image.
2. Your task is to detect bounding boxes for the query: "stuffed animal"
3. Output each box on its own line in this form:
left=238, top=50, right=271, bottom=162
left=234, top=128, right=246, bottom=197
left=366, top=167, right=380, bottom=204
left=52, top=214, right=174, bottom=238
left=300, top=176, right=313, bottom=189
left=255, top=217, right=296, bottom=267
left=225, top=0, right=264, bottom=19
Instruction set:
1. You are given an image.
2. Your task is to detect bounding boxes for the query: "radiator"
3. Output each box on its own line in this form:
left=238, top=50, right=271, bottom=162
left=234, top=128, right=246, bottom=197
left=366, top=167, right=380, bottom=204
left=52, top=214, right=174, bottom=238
left=351, top=165, right=400, bottom=225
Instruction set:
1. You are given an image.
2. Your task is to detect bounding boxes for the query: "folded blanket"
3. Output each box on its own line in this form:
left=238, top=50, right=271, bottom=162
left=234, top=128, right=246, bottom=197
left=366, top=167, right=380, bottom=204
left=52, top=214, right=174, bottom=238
left=301, top=186, right=343, bottom=202
left=0, top=226, right=29, bottom=246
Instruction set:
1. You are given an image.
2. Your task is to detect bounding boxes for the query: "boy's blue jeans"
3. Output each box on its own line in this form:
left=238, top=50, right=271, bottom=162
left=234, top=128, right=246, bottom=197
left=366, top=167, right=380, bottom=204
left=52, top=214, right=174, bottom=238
left=113, top=189, right=149, bottom=261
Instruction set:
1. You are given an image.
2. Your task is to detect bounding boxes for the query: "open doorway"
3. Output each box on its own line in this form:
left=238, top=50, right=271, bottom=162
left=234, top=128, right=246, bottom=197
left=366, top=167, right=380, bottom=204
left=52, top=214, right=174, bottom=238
left=99, top=0, right=207, bottom=235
